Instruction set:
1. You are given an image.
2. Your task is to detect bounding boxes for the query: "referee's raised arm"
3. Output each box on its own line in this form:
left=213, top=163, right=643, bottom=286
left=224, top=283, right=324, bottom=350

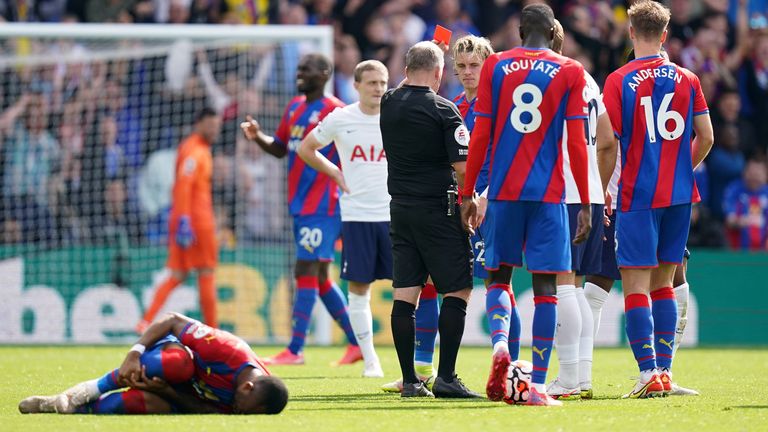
left=380, top=41, right=479, bottom=400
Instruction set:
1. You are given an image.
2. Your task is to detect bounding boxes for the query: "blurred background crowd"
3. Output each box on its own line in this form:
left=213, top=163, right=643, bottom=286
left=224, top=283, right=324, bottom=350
left=0, top=0, right=766, bottom=251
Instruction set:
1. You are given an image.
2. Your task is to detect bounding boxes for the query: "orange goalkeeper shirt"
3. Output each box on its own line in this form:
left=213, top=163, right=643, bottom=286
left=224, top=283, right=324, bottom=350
left=170, top=133, right=215, bottom=231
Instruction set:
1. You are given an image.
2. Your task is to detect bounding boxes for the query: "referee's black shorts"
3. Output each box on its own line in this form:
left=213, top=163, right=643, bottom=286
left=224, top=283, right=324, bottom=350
left=389, top=198, right=473, bottom=294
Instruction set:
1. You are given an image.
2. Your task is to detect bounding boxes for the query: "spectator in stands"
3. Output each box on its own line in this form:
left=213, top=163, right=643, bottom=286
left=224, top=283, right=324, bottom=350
left=1, top=0, right=765, bottom=252
left=137, top=147, right=176, bottom=244
left=488, top=13, right=522, bottom=52
left=422, top=0, right=478, bottom=41
left=0, top=91, right=59, bottom=244
left=334, top=34, right=361, bottom=104
left=236, top=135, right=285, bottom=242
left=723, top=157, right=768, bottom=250
left=712, top=88, right=757, bottom=155
left=73, top=0, right=137, bottom=23
left=340, top=0, right=386, bottom=58
left=688, top=202, right=727, bottom=248
left=101, top=80, right=143, bottom=170
left=0, top=0, right=67, bottom=22
left=167, top=0, right=192, bottom=24
left=307, top=0, right=336, bottom=25
left=739, top=31, right=768, bottom=150
left=187, top=0, right=223, bottom=24
left=380, top=0, right=426, bottom=47
left=565, top=1, right=625, bottom=81
left=707, top=122, right=746, bottom=219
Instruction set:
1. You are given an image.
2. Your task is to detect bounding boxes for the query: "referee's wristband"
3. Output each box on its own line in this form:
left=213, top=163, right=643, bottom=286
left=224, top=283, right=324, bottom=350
left=129, top=344, right=146, bottom=355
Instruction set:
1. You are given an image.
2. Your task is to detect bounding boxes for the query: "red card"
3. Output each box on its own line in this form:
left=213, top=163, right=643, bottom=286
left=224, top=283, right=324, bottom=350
left=433, top=25, right=452, bottom=45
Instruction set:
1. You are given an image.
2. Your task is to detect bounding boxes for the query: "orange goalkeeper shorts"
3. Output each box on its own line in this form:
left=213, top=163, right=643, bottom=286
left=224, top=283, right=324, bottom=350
left=167, top=228, right=218, bottom=271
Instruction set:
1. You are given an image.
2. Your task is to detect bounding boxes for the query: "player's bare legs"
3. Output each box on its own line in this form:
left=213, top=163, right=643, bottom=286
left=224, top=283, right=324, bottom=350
left=348, top=281, right=383, bottom=377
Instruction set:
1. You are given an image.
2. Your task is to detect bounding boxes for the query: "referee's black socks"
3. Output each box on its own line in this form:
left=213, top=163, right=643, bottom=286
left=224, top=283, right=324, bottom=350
left=437, top=296, right=468, bottom=382
left=391, top=300, right=418, bottom=384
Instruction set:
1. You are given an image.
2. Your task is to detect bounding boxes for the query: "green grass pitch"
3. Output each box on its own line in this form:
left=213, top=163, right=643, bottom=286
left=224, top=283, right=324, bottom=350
left=2, top=346, right=767, bottom=431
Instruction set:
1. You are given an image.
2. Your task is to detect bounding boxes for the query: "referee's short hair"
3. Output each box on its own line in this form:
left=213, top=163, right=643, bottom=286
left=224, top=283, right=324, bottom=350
left=405, top=41, right=444, bottom=73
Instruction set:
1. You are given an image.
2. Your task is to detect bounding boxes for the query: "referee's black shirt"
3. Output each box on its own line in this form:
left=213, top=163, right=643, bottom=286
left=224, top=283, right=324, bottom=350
left=380, top=85, right=469, bottom=201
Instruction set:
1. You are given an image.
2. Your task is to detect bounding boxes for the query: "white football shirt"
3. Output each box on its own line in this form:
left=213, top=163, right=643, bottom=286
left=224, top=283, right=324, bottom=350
left=607, top=147, right=620, bottom=210
left=312, top=102, right=390, bottom=222
left=563, top=71, right=606, bottom=205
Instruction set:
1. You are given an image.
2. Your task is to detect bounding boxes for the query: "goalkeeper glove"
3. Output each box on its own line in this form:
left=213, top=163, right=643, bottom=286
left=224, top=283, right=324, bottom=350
left=175, top=215, right=195, bottom=249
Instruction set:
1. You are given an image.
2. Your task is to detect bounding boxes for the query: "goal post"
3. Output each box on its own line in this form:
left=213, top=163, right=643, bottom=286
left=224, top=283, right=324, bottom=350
left=0, top=23, right=339, bottom=344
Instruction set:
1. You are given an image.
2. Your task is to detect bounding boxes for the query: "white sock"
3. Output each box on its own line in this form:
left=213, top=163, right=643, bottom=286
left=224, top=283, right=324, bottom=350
left=82, top=379, right=101, bottom=398
left=63, top=379, right=101, bottom=405
left=584, top=282, right=609, bottom=338
left=348, top=291, right=378, bottom=365
left=673, top=282, right=689, bottom=358
left=555, top=284, right=581, bottom=389
left=576, top=288, right=594, bottom=387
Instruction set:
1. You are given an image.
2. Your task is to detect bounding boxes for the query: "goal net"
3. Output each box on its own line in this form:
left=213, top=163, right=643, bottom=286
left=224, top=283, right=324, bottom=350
left=0, top=23, right=339, bottom=344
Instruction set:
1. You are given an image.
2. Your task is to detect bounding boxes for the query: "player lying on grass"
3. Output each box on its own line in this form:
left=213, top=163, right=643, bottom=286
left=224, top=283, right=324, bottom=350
left=18, top=313, right=288, bottom=415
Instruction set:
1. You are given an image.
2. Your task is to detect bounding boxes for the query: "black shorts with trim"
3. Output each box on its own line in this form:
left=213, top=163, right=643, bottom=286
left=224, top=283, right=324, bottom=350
left=389, top=198, right=473, bottom=294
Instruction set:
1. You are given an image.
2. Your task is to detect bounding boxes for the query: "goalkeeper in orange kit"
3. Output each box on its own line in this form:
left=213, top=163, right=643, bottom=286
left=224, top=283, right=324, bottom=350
left=137, top=108, right=223, bottom=333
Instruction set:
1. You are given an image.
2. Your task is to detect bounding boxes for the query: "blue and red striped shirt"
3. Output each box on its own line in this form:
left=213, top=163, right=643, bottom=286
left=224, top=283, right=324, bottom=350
left=602, top=55, right=709, bottom=212
left=723, top=180, right=768, bottom=250
left=179, top=321, right=270, bottom=413
left=464, top=47, right=590, bottom=203
left=275, top=95, right=345, bottom=216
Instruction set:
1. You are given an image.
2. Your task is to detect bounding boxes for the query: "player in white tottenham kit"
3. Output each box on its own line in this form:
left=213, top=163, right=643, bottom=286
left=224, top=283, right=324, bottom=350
left=547, top=20, right=618, bottom=399
left=298, top=60, right=390, bottom=377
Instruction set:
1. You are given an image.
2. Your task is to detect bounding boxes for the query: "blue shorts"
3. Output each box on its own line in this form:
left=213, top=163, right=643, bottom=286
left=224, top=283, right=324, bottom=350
left=616, top=204, right=692, bottom=268
left=470, top=221, right=489, bottom=280
left=293, top=215, right=341, bottom=261
left=341, top=221, right=393, bottom=283
left=595, top=212, right=621, bottom=280
left=484, top=201, right=571, bottom=273
left=150, top=334, right=181, bottom=351
left=567, top=204, right=605, bottom=276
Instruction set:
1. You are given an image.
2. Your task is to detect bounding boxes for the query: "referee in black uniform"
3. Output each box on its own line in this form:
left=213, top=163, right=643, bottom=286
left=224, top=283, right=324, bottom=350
left=381, top=41, right=479, bottom=398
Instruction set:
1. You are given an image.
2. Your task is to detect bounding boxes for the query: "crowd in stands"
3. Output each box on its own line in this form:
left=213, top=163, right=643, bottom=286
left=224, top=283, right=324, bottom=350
left=0, top=0, right=766, bottom=251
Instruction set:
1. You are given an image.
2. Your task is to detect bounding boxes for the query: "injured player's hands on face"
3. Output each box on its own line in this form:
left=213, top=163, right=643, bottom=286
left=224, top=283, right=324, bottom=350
left=127, top=366, right=173, bottom=397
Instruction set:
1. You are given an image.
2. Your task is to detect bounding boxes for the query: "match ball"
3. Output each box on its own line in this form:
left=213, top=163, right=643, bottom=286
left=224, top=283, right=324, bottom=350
left=503, top=359, right=533, bottom=405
